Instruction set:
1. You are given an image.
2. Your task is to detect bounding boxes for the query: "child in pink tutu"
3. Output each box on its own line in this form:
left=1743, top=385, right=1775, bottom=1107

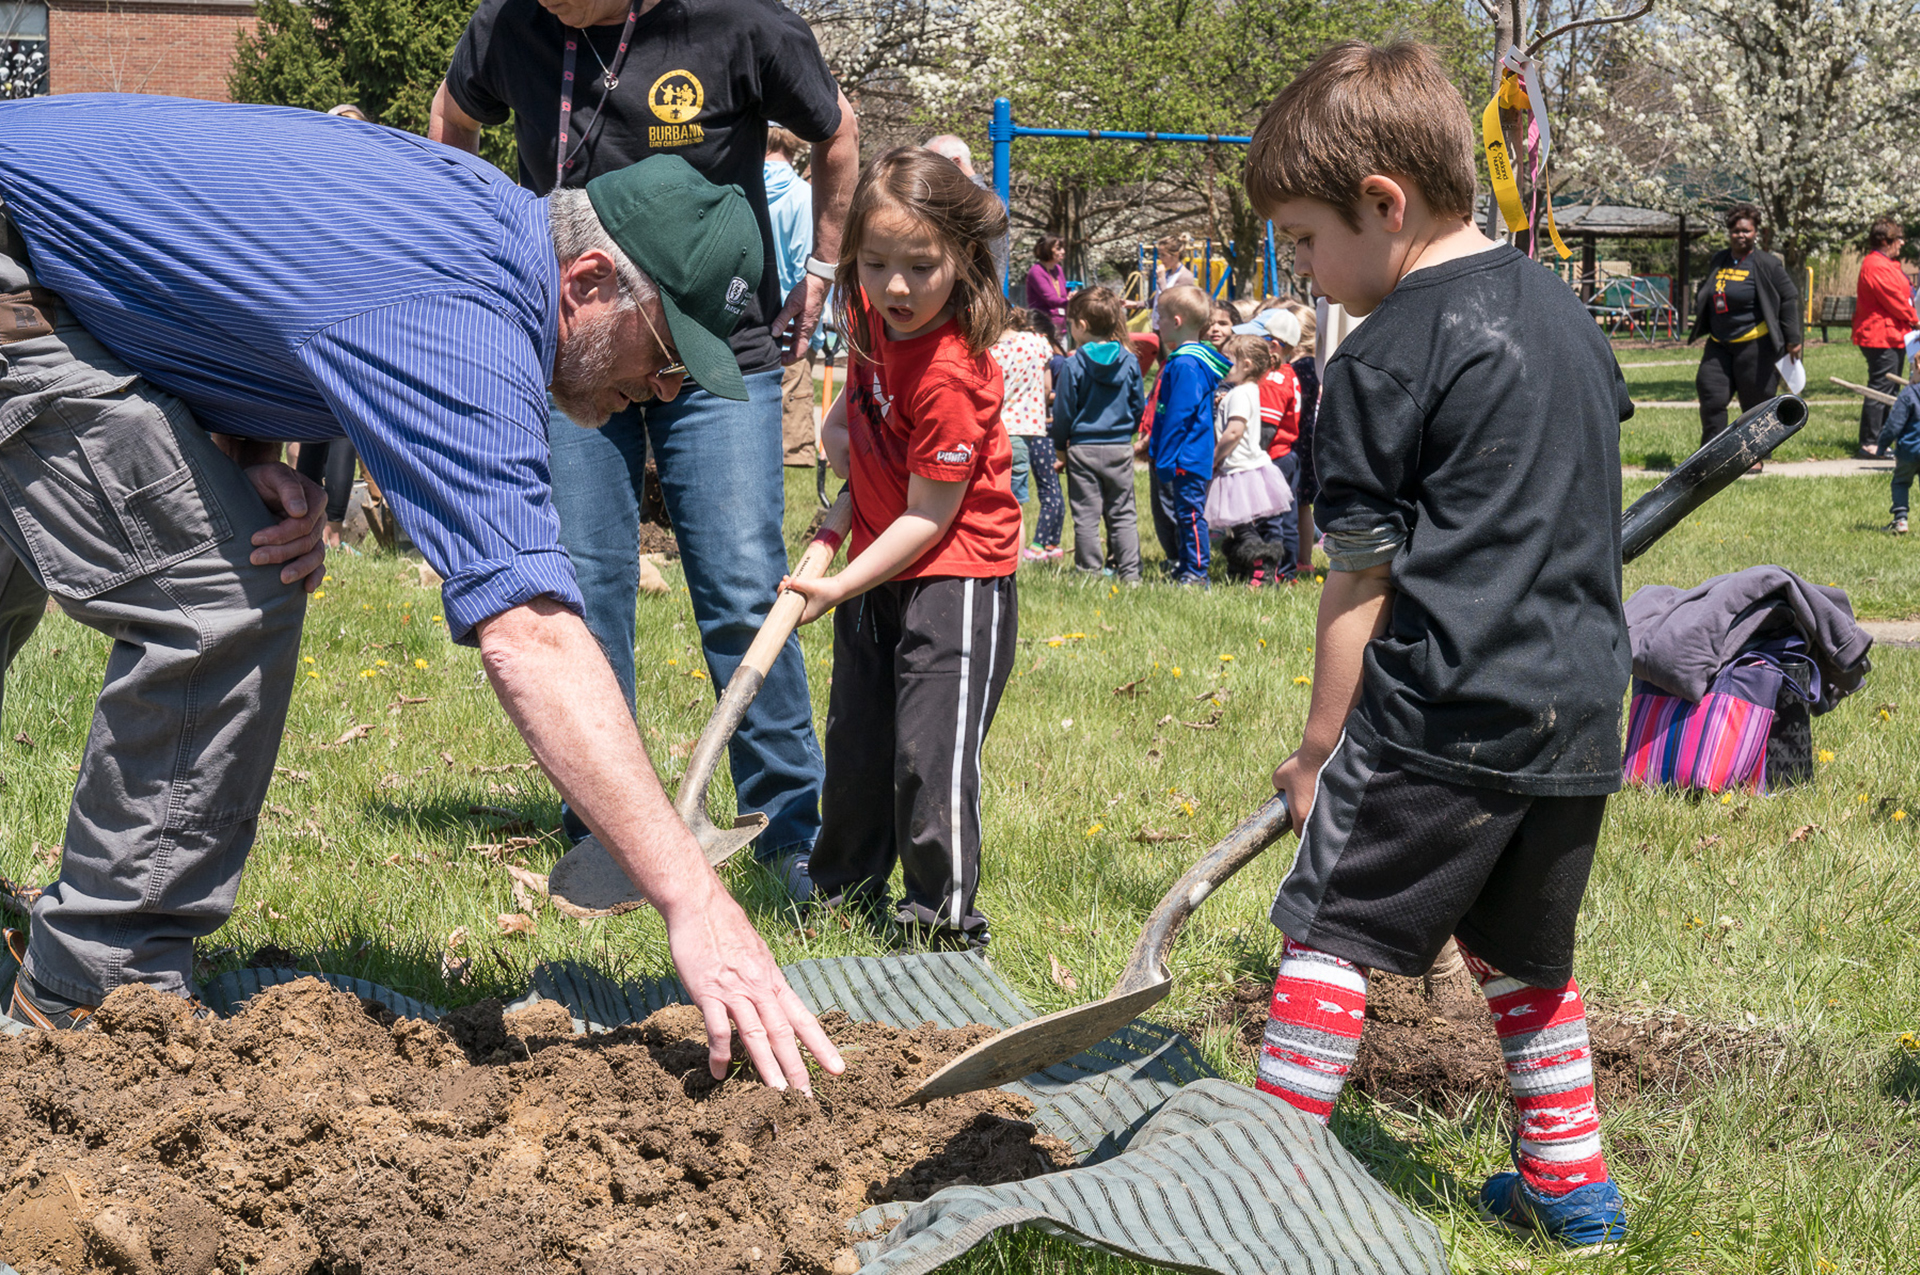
left=1206, top=334, right=1293, bottom=532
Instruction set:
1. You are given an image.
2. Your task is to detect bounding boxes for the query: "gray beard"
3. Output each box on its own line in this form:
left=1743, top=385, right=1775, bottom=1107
left=551, top=307, right=645, bottom=426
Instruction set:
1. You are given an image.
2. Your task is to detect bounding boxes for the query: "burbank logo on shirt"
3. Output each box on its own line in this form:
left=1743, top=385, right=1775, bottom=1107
left=647, top=69, right=707, bottom=147
left=935, top=442, right=974, bottom=466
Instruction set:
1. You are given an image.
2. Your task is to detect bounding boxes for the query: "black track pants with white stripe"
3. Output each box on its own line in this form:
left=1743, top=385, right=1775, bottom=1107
left=812, top=573, right=1017, bottom=942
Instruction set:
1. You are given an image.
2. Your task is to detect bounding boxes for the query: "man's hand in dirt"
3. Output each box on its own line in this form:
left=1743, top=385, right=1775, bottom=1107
left=660, top=879, right=846, bottom=1092
left=245, top=462, right=329, bottom=591
left=1271, top=748, right=1321, bottom=835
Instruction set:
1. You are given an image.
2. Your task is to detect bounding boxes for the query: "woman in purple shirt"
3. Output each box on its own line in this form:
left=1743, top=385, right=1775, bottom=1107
left=1025, top=234, right=1069, bottom=339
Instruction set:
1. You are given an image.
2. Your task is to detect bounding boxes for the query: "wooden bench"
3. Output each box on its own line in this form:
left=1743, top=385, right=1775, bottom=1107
left=1816, top=294, right=1857, bottom=342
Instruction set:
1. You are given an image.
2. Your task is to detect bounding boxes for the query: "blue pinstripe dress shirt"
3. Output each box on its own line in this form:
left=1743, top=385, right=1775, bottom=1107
left=0, top=94, right=578, bottom=643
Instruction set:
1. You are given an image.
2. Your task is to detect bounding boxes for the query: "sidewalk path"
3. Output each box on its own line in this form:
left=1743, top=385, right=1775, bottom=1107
left=1626, top=457, right=1891, bottom=478
left=1862, top=620, right=1920, bottom=648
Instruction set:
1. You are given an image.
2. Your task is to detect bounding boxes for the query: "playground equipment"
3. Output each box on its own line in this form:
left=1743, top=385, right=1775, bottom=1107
left=988, top=98, right=1284, bottom=304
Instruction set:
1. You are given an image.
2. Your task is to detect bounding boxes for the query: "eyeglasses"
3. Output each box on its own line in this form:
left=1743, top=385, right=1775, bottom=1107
left=636, top=302, right=687, bottom=379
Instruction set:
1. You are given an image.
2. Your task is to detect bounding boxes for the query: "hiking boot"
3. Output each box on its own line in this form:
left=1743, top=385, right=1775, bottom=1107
left=1891, top=515, right=1910, bottom=535
left=1479, top=1173, right=1627, bottom=1253
left=5, top=931, right=96, bottom=1031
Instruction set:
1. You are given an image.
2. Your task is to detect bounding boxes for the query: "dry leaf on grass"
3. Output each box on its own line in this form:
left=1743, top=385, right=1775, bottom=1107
left=1787, top=823, right=1821, bottom=843
left=328, top=723, right=372, bottom=747
left=32, top=840, right=59, bottom=870
left=253, top=900, right=287, bottom=922
left=439, top=750, right=456, bottom=767
left=442, top=925, right=473, bottom=985
left=12, top=731, right=32, bottom=749
left=497, top=911, right=537, bottom=938
left=1694, top=834, right=1723, bottom=851
left=1155, top=714, right=1174, bottom=726
left=469, top=804, right=537, bottom=833
left=470, top=760, right=540, bottom=775
left=1048, top=953, right=1078, bottom=993
left=273, top=766, right=311, bottom=783
left=1111, top=679, right=1145, bottom=697
left=505, top=863, right=550, bottom=911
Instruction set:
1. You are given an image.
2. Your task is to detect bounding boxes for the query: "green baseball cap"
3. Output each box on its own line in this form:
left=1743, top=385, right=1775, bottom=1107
left=586, top=154, right=762, bottom=402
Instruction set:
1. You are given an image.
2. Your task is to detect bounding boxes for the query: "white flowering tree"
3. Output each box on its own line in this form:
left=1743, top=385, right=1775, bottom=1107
left=1561, top=0, right=1920, bottom=272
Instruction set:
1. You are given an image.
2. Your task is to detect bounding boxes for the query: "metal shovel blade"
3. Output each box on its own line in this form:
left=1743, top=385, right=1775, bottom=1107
left=548, top=813, right=771, bottom=919
left=903, top=793, right=1291, bottom=1105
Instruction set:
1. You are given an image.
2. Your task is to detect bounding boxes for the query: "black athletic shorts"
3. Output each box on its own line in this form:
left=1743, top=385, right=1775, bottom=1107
left=1269, top=726, right=1607, bottom=987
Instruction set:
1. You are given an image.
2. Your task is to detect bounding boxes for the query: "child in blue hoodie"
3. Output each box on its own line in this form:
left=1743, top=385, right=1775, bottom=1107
left=1878, top=379, right=1920, bottom=533
left=1149, top=285, right=1229, bottom=583
left=1051, top=286, right=1146, bottom=580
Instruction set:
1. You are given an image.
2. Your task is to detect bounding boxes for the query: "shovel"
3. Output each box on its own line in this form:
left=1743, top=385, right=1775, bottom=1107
left=548, top=491, right=853, bottom=918
left=905, top=392, right=1813, bottom=1104
left=904, top=793, right=1292, bottom=1104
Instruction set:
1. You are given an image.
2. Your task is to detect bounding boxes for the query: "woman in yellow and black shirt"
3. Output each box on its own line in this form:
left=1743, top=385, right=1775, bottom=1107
left=1687, top=202, right=1803, bottom=450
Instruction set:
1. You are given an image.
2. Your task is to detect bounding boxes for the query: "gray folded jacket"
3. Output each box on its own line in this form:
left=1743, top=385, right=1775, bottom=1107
left=1625, top=565, right=1871, bottom=709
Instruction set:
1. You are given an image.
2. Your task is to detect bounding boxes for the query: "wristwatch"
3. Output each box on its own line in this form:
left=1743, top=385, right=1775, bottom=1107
left=805, top=255, right=837, bottom=282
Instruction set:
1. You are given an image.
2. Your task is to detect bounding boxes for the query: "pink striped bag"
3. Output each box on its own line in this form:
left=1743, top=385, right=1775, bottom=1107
left=1622, top=683, right=1774, bottom=794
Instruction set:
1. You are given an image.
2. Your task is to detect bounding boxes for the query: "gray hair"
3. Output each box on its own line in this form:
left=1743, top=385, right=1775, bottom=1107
left=548, top=188, right=657, bottom=310
left=923, top=134, right=973, bottom=168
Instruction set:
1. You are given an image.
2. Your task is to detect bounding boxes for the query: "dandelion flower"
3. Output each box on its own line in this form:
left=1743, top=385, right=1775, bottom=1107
left=1720, top=793, right=1733, bottom=804
left=313, top=590, right=326, bottom=599
left=414, top=659, right=429, bottom=670
left=432, top=616, right=444, bottom=624
left=1085, top=823, right=1102, bottom=836
left=1258, top=638, right=1266, bottom=648
left=375, top=659, right=389, bottom=667
left=667, top=658, right=678, bottom=666
left=360, top=669, right=375, bottom=678
left=303, top=656, right=315, bottom=665
left=1859, top=793, right=1871, bottom=803
left=1293, top=675, right=1311, bottom=685
left=1171, top=667, right=1183, bottom=678
left=1818, top=749, right=1835, bottom=763
left=1219, top=654, right=1234, bottom=662
left=1896, top=810, right=1909, bottom=821
left=307, top=671, right=319, bottom=679
left=323, top=575, right=333, bottom=583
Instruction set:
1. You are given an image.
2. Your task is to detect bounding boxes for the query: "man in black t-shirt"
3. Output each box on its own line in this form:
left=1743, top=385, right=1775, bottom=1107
left=429, top=0, right=859, bottom=893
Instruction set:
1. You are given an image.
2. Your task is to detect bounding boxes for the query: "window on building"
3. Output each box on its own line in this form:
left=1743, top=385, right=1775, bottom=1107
left=1, top=2, right=47, bottom=100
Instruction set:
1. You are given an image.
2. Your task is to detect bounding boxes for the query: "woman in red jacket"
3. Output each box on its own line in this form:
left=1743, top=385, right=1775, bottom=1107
left=1853, top=218, right=1917, bottom=458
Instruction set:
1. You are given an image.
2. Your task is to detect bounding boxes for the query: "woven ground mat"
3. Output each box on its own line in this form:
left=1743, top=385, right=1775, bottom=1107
left=1, top=951, right=1445, bottom=1274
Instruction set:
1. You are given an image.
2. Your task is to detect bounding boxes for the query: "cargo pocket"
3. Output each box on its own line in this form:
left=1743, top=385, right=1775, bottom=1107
left=0, top=380, right=231, bottom=597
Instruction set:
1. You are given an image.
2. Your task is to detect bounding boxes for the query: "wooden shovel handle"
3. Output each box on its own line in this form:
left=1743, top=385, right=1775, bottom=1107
left=1111, top=793, right=1293, bottom=997
left=740, top=491, right=853, bottom=678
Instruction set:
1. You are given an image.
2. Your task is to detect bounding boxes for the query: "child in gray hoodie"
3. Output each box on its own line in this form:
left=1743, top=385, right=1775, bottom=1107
left=1050, top=286, right=1147, bottom=580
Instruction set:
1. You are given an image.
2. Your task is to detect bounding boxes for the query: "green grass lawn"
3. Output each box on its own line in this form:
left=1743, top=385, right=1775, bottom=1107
left=1615, top=339, right=1880, bottom=469
left=1, top=467, right=1916, bottom=1273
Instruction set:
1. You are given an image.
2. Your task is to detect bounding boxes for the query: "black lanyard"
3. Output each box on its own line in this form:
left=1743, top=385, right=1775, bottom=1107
left=556, top=6, right=639, bottom=190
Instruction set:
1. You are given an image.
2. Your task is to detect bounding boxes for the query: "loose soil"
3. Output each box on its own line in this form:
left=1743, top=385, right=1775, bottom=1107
left=1200, top=967, right=1764, bottom=1113
left=0, top=979, right=1073, bottom=1275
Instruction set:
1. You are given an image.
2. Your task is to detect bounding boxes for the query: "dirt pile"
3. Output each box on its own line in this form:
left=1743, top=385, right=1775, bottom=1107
left=1204, top=968, right=1757, bottom=1112
left=0, top=979, right=1073, bottom=1275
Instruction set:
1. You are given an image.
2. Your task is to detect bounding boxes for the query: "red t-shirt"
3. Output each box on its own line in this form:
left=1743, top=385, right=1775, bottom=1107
left=845, top=318, right=1020, bottom=578
left=1260, top=363, right=1302, bottom=459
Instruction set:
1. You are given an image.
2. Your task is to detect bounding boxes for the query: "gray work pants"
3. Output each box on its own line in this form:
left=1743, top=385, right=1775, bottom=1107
left=0, top=214, right=304, bottom=1004
left=1065, top=443, right=1141, bottom=581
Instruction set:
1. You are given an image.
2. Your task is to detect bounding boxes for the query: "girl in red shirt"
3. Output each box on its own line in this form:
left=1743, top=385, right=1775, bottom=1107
left=784, top=148, right=1018, bottom=950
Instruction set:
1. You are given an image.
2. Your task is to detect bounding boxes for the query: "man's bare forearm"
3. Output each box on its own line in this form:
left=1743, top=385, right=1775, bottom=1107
left=476, top=598, right=712, bottom=917
left=1299, top=565, right=1394, bottom=762
left=428, top=81, right=483, bottom=155
left=809, top=93, right=859, bottom=264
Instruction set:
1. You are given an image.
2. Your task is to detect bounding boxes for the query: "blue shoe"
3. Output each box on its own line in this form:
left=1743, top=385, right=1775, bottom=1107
left=1479, top=1173, right=1627, bottom=1251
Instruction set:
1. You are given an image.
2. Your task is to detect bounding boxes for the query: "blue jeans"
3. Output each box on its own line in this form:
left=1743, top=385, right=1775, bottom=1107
left=1893, top=455, right=1920, bottom=517
left=1008, top=433, right=1032, bottom=504
left=545, top=369, right=821, bottom=860
left=1249, top=452, right=1300, bottom=578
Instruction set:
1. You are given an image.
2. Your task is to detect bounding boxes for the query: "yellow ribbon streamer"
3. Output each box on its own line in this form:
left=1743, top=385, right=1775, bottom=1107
left=1480, top=64, right=1571, bottom=260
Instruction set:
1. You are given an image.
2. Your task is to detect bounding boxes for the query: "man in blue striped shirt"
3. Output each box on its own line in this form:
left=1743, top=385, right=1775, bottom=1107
left=0, top=95, right=842, bottom=1089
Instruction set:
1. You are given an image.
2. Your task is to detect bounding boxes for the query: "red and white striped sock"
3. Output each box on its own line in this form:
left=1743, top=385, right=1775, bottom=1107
left=1254, top=937, right=1368, bottom=1123
left=1460, top=944, right=1612, bottom=1196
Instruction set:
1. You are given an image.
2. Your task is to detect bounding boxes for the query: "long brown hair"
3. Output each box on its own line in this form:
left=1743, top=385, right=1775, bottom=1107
left=833, top=147, right=1011, bottom=363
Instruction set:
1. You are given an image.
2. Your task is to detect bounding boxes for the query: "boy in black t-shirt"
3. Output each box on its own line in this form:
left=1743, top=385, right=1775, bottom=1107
left=1244, top=42, right=1632, bottom=1251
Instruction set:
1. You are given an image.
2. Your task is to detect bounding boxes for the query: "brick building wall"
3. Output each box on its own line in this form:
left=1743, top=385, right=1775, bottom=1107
left=48, top=0, right=256, bottom=100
